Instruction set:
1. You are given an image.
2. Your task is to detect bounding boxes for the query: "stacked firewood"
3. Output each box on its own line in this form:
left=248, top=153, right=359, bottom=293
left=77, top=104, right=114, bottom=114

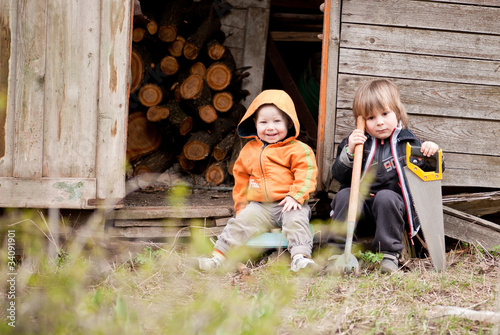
left=127, top=0, right=251, bottom=186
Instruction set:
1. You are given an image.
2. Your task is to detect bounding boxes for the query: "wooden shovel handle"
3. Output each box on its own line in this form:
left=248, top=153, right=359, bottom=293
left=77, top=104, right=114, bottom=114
left=346, top=116, right=366, bottom=226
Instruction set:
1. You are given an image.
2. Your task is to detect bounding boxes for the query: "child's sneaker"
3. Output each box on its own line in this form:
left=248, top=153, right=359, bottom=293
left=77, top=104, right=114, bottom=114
left=380, top=252, right=399, bottom=274
left=192, top=252, right=225, bottom=271
left=290, top=254, right=320, bottom=273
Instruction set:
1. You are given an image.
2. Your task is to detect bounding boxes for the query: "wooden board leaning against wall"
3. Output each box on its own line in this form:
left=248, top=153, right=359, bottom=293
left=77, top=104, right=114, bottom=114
left=325, top=0, right=500, bottom=191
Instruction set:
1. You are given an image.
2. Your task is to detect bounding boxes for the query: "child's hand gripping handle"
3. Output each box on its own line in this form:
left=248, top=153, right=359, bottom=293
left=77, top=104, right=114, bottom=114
left=345, top=116, right=365, bottom=254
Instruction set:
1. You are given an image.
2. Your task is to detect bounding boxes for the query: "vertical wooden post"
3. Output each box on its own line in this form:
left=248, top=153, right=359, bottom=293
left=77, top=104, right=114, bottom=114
left=316, top=0, right=341, bottom=191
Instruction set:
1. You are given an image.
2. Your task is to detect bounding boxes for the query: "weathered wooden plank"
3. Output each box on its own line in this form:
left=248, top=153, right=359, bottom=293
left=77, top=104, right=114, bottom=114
left=444, top=206, right=500, bottom=250
left=443, top=191, right=500, bottom=217
left=0, top=0, right=16, bottom=177
left=106, top=226, right=225, bottom=239
left=0, top=177, right=96, bottom=208
left=441, top=153, right=500, bottom=188
left=227, top=0, right=270, bottom=9
left=318, top=0, right=342, bottom=190
left=267, top=37, right=317, bottom=140
left=341, top=23, right=500, bottom=61
left=335, top=109, right=500, bottom=156
left=43, top=0, right=100, bottom=178
left=339, top=48, right=500, bottom=86
left=342, top=0, right=500, bottom=35
left=240, top=5, right=270, bottom=108
left=330, top=142, right=500, bottom=189
left=114, top=218, right=219, bottom=227
left=337, top=75, right=500, bottom=121
left=330, top=154, right=500, bottom=190
left=13, top=0, right=47, bottom=178
left=96, top=0, right=132, bottom=201
left=112, top=206, right=234, bottom=220
left=270, top=31, right=321, bottom=42
left=426, top=0, right=500, bottom=7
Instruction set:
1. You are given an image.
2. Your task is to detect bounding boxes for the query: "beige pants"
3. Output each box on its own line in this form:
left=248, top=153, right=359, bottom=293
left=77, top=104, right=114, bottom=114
left=214, top=201, right=313, bottom=258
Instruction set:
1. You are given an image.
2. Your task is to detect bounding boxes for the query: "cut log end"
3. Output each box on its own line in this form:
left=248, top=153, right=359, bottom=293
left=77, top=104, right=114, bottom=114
left=208, top=42, right=226, bottom=61
left=183, top=141, right=209, bottom=161
left=178, top=153, right=195, bottom=171
left=180, top=74, right=204, bottom=100
left=160, top=55, right=179, bottom=76
left=132, top=27, right=146, bottom=42
left=158, top=26, right=177, bottom=42
left=168, top=35, right=186, bottom=57
left=183, top=42, right=200, bottom=60
left=147, top=105, right=170, bottom=122
left=127, top=112, right=162, bottom=162
left=213, top=92, right=233, bottom=112
left=206, top=63, right=232, bottom=91
left=130, top=50, right=144, bottom=94
left=138, top=83, right=163, bottom=107
left=190, top=62, right=207, bottom=78
left=199, top=105, right=217, bottom=123
left=205, top=163, right=226, bottom=185
left=146, top=20, right=158, bottom=35
left=179, top=116, right=193, bottom=136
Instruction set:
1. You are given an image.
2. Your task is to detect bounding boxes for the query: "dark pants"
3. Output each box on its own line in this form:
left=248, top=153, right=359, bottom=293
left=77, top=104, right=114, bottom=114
left=330, top=188, right=406, bottom=254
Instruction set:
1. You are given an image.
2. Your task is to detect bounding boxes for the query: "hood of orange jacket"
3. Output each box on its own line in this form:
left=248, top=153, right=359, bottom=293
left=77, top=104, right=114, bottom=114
left=232, top=90, right=317, bottom=213
left=237, top=89, right=299, bottom=143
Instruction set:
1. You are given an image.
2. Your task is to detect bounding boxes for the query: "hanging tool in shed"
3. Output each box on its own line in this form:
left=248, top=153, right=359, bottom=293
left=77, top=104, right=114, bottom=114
left=404, top=143, right=446, bottom=271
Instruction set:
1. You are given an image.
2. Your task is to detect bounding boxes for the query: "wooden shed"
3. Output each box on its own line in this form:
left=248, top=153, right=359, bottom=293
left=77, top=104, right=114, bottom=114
left=1, top=0, right=499, bottom=247
left=0, top=0, right=269, bottom=210
left=318, top=0, right=500, bottom=192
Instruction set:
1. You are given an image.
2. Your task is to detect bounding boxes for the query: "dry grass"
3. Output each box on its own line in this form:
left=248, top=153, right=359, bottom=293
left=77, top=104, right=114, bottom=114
left=0, top=209, right=499, bottom=334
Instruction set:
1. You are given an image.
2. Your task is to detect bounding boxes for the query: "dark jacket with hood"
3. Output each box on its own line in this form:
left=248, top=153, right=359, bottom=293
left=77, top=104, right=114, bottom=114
left=332, top=122, right=442, bottom=238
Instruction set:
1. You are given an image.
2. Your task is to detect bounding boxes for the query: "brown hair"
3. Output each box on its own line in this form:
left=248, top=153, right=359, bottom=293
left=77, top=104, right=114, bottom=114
left=352, top=79, right=408, bottom=128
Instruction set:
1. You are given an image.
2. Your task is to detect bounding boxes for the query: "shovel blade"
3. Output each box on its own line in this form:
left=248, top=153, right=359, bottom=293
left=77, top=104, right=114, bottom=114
left=326, top=253, right=359, bottom=275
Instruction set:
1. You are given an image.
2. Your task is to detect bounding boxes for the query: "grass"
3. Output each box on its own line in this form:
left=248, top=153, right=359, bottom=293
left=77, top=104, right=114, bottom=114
left=0, top=208, right=499, bottom=334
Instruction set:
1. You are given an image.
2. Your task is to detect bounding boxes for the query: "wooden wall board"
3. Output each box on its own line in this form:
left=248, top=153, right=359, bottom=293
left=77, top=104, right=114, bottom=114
left=339, top=48, right=500, bottom=86
left=240, top=5, right=270, bottom=108
left=334, top=109, right=500, bottom=156
left=0, top=0, right=16, bottom=177
left=43, top=0, right=100, bottom=178
left=12, top=0, right=47, bottom=179
left=0, top=177, right=96, bottom=208
left=96, top=0, right=132, bottom=201
left=220, top=1, right=271, bottom=108
left=329, top=142, right=500, bottom=189
left=342, top=0, right=500, bottom=35
left=432, top=0, right=500, bottom=5
left=341, top=23, right=500, bottom=61
left=337, top=75, right=500, bottom=121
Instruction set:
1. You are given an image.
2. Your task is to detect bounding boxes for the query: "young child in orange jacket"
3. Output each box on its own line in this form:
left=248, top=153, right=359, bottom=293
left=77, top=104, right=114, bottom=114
left=193, top=90, right=319, bottom=273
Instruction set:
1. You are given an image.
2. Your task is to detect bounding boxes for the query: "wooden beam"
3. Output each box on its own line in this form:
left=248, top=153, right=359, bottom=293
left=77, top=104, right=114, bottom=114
left=111, top=206, right=234, bottom=220
left=443, top=191, right=500, bottom=217
left=317, top=0, right=341, bottom=191
left=443, top=206, right=500, bottom=250
left=270, top=31, right=322, bottom=42
left=266, top=35, right=318, bottom=142
left=106, top=226, right=225, bottom=239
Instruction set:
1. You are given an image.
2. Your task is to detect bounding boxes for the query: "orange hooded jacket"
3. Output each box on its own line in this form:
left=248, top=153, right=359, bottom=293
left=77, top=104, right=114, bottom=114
left=232, top=90, right=318, bottom=214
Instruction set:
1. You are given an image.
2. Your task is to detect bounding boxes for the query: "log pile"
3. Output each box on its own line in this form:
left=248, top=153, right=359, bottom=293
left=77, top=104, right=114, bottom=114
left=128, top=0, right=250, bottom=186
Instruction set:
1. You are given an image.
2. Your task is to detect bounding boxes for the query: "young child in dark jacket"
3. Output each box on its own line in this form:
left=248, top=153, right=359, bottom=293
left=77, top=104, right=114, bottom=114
left=330, top=79, right=441, bottom=273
